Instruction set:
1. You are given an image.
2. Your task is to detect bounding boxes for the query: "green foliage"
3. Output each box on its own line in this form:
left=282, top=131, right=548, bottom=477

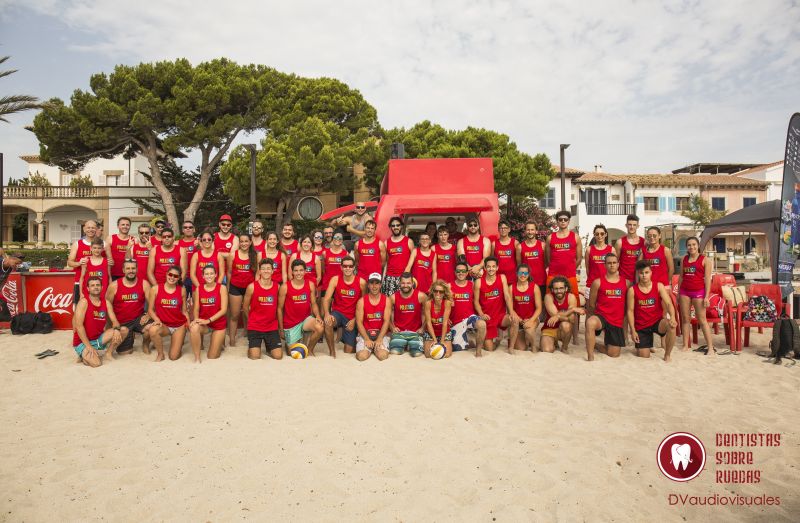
left=361, top=121, right=554, bottom=199
left=12, top=171, right=51, bottom=187
left=681, top=194, right=726, bottom=227
left=0, top=56, right=42, bottom=123
left=131, top=159, right=247, bottom=231
left=13, top=249, right=70, bottom=268
left=69, top=174, right=93, bottom=189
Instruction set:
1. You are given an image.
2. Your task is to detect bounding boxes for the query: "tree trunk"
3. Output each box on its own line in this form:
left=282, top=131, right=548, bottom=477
left=183, top=131, right=239, bottom=223
left=141, top=135, right=179, bottom=227
left=274, top=193, right=301, bottom=232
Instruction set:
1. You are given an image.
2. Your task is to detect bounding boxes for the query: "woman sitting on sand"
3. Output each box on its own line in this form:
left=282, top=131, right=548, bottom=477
left=189, top=265, right=228, bottom=362
left=146, top=265, right=190, bottom=362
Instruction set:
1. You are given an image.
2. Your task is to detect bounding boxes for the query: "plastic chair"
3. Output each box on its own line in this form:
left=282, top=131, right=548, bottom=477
left=668, top=291, right=681, bottom=337
left=736, top=284, right=787, bottom=351
left=675, top=273, right=736, bottom=349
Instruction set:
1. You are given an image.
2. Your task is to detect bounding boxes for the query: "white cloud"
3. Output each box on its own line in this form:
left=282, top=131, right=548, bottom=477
left=2, top=0, right=798, bottom=177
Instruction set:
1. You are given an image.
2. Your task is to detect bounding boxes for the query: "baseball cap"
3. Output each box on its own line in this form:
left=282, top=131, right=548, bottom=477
left=154, top=219, right=166, bottom=226
left=219, top=214, right=232, bottom=222
left=368, top=272, right=382, bottom=282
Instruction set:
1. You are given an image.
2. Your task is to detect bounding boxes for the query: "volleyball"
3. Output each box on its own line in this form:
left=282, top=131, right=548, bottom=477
left=430, top=343, right=446, bottom=360
left=289, top=342, right=308, bottom=359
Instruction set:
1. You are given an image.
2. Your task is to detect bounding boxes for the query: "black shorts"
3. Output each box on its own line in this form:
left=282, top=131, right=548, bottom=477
left=117, top=314, right=151, bottom=352
left=228, top=283, right=248, bottom=296
left=635, top=320, right=666, bottom=349
left=594, top=314, right=625, bottom=347
left=247, top=329, right=281, bottom=352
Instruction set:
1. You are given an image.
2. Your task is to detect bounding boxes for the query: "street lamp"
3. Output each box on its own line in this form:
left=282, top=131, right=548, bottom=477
left=243, top=144, right=257, bottom=226
left=560, top=144, right=570, bottom=211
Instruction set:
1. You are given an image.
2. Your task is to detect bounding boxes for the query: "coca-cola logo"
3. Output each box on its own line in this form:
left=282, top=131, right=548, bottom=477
left=1, top=280, right=18, bottom=317
left=34, top=286, right=73, bottom=315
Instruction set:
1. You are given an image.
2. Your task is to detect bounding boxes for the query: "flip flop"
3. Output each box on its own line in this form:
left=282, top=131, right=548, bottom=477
left=693, top=345, right=708, bottom=353
left=714, top=348, right=732, bottom=355
left=37, top=351, right=59, bottom=359
left=34, top=349, right=55, bottom=357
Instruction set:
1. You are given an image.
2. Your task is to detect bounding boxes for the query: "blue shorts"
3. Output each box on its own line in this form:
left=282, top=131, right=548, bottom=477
left=74, top=336, right=107, bottom=357
left=331, top=310, right=356, bottom=346
left=389, top=331, right=423, bottom=355
left=284, top=316, right=313, bottom=346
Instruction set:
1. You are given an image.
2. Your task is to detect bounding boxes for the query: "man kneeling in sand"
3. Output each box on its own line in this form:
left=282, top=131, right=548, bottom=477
left=626, top=260, right=677, bottom=362
left=541, top=276, right=584, bottom=353
left=73, top=276, right=128, bottom=367
left=354, top=273, right=392, bottom=361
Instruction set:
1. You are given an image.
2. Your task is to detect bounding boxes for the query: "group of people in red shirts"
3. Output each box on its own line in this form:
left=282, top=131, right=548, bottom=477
left=69, top=204, right=716, bottom=368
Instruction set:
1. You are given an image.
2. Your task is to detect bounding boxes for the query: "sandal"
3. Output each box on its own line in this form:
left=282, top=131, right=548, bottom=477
left=37, top=350, right=59, bottom=359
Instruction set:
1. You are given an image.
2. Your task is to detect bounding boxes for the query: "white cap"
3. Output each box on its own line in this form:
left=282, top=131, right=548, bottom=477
left=368, top=272, right=382, bottom=282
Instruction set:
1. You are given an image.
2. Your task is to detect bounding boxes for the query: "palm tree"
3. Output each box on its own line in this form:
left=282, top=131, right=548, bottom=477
left=0, top=55, right=41, bottom=123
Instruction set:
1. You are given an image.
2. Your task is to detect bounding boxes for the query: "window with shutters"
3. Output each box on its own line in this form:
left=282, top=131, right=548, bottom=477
left=711, top=197, right=726, bottom=211
left=743, top=197, right=757, bottom=208
left=676, top=197, right=690, bottom=211
left=644, top=197, right=658, bottom=211
left=539, top=188, right=556, bottom=209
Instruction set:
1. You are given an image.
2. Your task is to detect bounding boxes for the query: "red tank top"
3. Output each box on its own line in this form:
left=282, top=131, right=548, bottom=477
left=548, top=232, right=577, bottom=278
left=429, top=300, right=449, bottom=336
left=248, top=280, right=279, bottom=332
left=213, top=232, right=235, bottom=254
left=178, top=238, right=197, bottom=260
left=434, top=243, right=456, bottom=284
left=82, top=257, right=109, bottom=298
left=386, top=237, right=411, bottom=277
left=73, top=239, right=94, bottom=283
left=154, top=284, right=185, bottom=328
left=252, top=238, right=266, bottom=259
left=132, top=242, right=150, bottom=282
left=112, top=278, right=145, bottom=324
left=281, top=239, right=299, bottom=258
left=462, top=235, right=485, bottom=267
left=543, top=295, right=570, bottom=331
left=322, top=247, right=348, bottom=289
left=595, top=275, right=627, bottom=327
left=150, top=236, right=161, bottom=248
left=633, top=283, right=663, bottom=330
left=110, top=234, right=131, bottom=277
left=642, top=245, right=669, bottom=286
left=197, top=283, right=227, bottom=330
left=479, top=275, right=505, bottom=320
left=519, top=240, right=546, bottom=285
left=680, top=255, right=706, bottom=291
left=193, top=249, right=221, bottom=282
left=362, top=294, right=387, bottom=333
left=412, top=249, right=434, bottom=292
left=153, top=245, right=180, bottom=285
left=451, top=281, right=475, bottom=323
left=332, top=276, right=362, bottom=319
left=587, top=244, right=614, bottom=285
left=73, top=297, right=108, bottom=346
left=355, top=238, right=382, bottom=277
left=230, top=250, right=255, bottom=288
left=263, top=250, right=284, bottom=283
left=512, top=283, right=537, bottom=319
left=295, top=251, right=317, bottom=284
left=283, top=280, right=312, bottom=329
left=494, top=238, right=517, bottom=284
left=393, top=291, right=422, bottom=332
left=619, top=236, right=644, bottom=281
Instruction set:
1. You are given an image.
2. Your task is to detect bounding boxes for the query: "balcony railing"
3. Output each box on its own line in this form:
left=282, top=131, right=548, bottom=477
left=585, top=203, right=637, bottom=215
left=3, top=185, right=102, bottom=198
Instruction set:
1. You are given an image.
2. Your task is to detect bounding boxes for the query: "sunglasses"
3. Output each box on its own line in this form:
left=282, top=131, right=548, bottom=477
left=455, top=269, right=468, bottom=274
left=342, top=265, right=354, bottom=269
left=518, top=272, right=529, bottom=277
left=468, top=223, right=478, bottom=227
left=557, top=218, right=569, bottom=222
left=124, top=258, right=136, bottom=263
left=166, top=273, right=180, bottom=279
left=333, top=235, right=343, bottom=240
left=220, top=222, right=232, bottom=227
left=183, top=225, right=194, bottom=229
left=390, top=224, right=402, bottom=227
left=155, top=225, right=164, bottom=229
left=433, top=289, right=444, bottom=294
left=594, top=232, right=606, bottom=236
left=162, top=235, right=174, bottom=239
left=314, top=235, right=323, bottom=239
left=355, top=205, right=366, bottom=210
left=201, top=238, right=213, bottom=242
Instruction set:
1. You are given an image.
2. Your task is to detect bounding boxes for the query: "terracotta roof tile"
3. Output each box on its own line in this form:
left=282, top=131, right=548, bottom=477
left=732, top=160, right=784, bottom=177
left=575, top=172, right=768, bottom=188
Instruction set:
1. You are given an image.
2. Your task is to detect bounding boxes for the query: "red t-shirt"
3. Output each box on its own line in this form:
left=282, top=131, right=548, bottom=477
left=72, top=239, right=94, bottom=283
left=543, top=294, right=570, bottom=331
left=680, top=255, right=706, bottom=291
left=73, top=297, right=108, bottom=347
left=362, top=294, right=387, bottom=333
left=587, top=244, right=613, bottom=285
left=152, top=245, right=180, bottom=285
left=548, top=232, right=577, bottom=279
left=322, top=247, right=348, bottom=289
left=132, top=242, right=150, bottom=282
left=519, top=240, right=546, bottom=285
left=512, top=283, right=537, bottom=319
left=392, top=291, right=422, bottom=332
left=281, top=239, right=299, bottom=258
left=451, top=281, right=475, bottom=324
left=434, top=243, right=456, bottom=284
left=332, top=276, right=363, bottom=320
left=248, top=280, right=279, bottom=332
left=112, top=277, right=145, bottom=324
left=412, top=249, right=434, bottom=292
left=178, top=238, right=197, bottom=259
left=633, top=283, right=663, bottom=330
left=154, top=284, right=185, bottom=328
left=619, top=236, right=644, bottom=281
left=494, top=238, right=517, bottom=284
left=386, top=237, right=412, bottom=278
left=229, top=250, right=255, bottom=288
left=479, top=275, right=505, bottom=329
left=355, top=238, right=383, bottom=277
left=197, top=283, right=227, bottom=331
left=429, top=300, right=449, bottom=337
left=283, top=280, right=312, bottom=329
left=109, top=234, right=132, bottom=278
left=642, top=245, right=669, bottom=286
left=193, top=250, right=221, bottom=283
left=462, top=235, right=485, bottom=267
left=595, top=275, right=627, bottom=328
left=213, top=232, right=235, bottom=255
left=82, top=257, right=109, bottom=299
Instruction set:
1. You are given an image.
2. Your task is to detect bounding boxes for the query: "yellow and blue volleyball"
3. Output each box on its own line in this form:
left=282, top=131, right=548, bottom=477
left=430, top=343, right=446, bottom=360
left=289, top=342, right=308, bottom=359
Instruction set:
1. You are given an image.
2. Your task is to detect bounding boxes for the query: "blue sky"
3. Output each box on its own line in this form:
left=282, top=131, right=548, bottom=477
left=1, top=0, right=798, bottom=181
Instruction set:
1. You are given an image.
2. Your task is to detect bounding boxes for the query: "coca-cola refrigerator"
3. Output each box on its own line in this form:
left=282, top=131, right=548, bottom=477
left=20, top=272, right=75, bottom=330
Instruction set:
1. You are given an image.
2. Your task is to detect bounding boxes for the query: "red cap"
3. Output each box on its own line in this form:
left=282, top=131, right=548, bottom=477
left=219, top=214, right=232, bottom=222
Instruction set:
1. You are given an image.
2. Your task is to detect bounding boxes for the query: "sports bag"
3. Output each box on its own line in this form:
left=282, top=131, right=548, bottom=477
left=769, top=313, right=800, bottom=363
left=32, top=312, right=54, bottom=334
left=10, top=312, right=36, bottom=335
left=743, top=295, right=777, bottom=323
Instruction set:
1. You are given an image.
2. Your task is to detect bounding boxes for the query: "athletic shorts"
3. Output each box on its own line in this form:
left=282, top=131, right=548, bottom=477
left=117, top=314, right=151, bottom=352
left=635, top=320, right=666, bottom=349
left=284, top=316, right=313, bottom=346
left=593, top=314, right=625, bottom=348
left=541, top=327, right=561, bottom=339
left=247, top=329, right=282, bottom=352
left=228, top=283, right=248, bottom=297
left=679, top=288, right=705, bottom=299
left=74, top=336, right=107, bottom=357
left=330, top=310, right=357, bottom=346
left=422, top=330, right=454, bottom=342
left=451, top=315, right=479, bottom=351
left=388, top=331, right=423, bottom=355
left=382, top=276, right=401, bottom=296
left=356, top=331, right=390, bottom=353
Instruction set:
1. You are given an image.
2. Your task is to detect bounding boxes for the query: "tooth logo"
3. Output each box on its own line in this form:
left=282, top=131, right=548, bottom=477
left=657, top=432, right=705, bottom=482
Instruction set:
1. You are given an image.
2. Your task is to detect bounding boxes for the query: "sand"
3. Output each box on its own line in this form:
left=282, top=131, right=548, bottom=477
left=1, top=328, right=798, bottom=522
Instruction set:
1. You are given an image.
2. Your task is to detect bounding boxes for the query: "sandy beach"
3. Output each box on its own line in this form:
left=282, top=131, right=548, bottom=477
left=1, top=328, right=798, bottom=522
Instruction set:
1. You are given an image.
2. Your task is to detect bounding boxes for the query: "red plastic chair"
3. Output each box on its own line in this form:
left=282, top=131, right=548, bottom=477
left=736, top=284, right=787, bottom=351
left=675, top=273, right=736, bottom=349
left=668, top=291, right=681, bottom=337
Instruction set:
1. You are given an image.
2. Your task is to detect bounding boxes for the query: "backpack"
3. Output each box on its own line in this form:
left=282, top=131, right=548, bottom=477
left=769, top=313, right=800, bottom=364
left=10, top=312, right=36, bottom=335
left=706, top=293, right=725, bottom=319
left=32, top=312, right=54, bottom=334
left=743, top=295, right=778, bottom=323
